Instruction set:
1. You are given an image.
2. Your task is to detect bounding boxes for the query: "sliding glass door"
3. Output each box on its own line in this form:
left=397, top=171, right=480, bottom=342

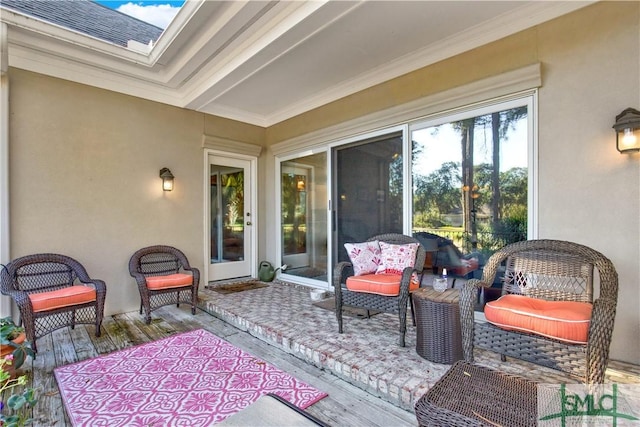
left=280, top=153, right=328, bottom=282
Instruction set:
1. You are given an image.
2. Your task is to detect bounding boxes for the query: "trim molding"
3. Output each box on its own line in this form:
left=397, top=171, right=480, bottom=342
left=271, top=63, right=542, bottom=155
left=202, top=134, right=263, bottom=157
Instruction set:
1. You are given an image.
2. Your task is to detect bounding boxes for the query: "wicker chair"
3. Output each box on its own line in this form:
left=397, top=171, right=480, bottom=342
left=0, top=253, right=106, bottom=352
left=334, top=233, right=426, bottom=347
left=128, top=245, right=200, bottom=324
left=459, top=239, right=618, bottom=384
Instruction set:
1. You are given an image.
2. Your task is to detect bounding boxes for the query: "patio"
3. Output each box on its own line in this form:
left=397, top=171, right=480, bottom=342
left=201, top=279, right=640, bottom=412
left=15, top=276, right=640, bottom=426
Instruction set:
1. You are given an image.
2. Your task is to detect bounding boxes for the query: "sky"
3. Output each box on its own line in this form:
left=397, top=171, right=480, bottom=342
left=94, top=1, right=185, bottom=29
left=412, top=118, right=528, bottom=177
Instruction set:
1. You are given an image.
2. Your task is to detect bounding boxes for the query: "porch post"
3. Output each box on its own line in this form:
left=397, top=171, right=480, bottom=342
left=0, top=22, right=11, bottom=317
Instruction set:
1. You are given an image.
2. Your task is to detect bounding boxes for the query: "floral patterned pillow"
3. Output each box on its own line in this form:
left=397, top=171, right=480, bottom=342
left=376, top=242, right=418, bottom=275
left=344, top=241, right=382, bottom=276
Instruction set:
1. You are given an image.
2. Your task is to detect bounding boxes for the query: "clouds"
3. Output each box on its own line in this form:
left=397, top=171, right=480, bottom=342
left=116, top=2, right=182, bottom=29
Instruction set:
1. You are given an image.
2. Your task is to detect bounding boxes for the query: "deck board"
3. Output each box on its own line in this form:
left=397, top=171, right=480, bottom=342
left=26, top=305, right=416, bottom=427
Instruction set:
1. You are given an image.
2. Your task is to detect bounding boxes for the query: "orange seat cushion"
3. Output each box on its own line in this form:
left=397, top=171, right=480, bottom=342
left=346, top=273, right=419, bottom=296
left=29, top=286, right=97, bottom=313
left=484, top=294, right=592, bottom=344
left=146, top=273, right=193, bottom=290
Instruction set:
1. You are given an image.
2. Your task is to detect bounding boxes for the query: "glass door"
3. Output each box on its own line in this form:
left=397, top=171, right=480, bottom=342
left=208, top=155, right=253, bottom=280
left=282, top=164, right=310, bottom=269
left=333, top=131, right=404, bottom=264
left=279, top=153, right=328, bottom=283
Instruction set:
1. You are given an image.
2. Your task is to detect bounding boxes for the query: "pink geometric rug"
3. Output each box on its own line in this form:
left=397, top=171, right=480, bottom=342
left=54, top=329, right=328, bottom=426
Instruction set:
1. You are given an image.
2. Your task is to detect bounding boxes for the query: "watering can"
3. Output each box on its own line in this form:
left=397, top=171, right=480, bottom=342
left=258, top=261, right=286, bottom=282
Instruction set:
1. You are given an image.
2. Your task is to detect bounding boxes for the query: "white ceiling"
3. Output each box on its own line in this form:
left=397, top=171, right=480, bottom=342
left=2, top=1, right=593, bottom=127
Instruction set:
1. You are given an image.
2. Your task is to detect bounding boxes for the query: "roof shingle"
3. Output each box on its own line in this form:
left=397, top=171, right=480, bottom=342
left=1, top=0, right=164, bottom=47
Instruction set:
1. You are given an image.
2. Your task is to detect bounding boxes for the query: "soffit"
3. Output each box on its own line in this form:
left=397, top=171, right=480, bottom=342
left=1, top=0, right=594, bottom=127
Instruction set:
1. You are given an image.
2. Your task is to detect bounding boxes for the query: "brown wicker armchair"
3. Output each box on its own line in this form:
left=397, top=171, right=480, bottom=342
left=459, top=239, right=618, bottom=384
left=0, top=253, right=106, bottom=352
left=334, top=233, right=426, bottom=347
left=128, top=245, right=200, bottom=324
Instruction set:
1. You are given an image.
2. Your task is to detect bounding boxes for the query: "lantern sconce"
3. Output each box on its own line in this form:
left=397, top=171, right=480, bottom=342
left=613, top=108, right=640, bottom=153
left=159, top=168, right=174, bottom=191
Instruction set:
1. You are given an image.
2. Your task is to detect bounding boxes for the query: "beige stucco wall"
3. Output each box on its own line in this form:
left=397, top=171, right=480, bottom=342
left=265, top=2, right=640, bottom=364
left=7, top=70, right=264, bottom=316
left=5, top=2, right=639, bottom=364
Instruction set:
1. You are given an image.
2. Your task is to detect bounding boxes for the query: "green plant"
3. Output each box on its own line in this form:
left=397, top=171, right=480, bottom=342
left=0, top=318, right=35, bottom=370
left=1, top=356, right=38, bottom=427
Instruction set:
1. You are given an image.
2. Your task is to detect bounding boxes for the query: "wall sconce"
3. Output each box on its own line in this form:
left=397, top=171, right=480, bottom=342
left=159, top=167, right=174, bottom=191
left=613, top=108, right=640, bottom=153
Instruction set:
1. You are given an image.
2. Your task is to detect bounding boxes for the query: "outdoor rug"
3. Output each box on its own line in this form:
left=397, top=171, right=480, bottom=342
left=207, top=281, right=269, bottom=294
left=313, top=298, right=381, bottom=318
left=54, top=329, right=327, bottom=426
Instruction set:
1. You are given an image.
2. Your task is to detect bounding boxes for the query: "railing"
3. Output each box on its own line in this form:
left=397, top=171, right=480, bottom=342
left=414, top=228, right=526, bottom=258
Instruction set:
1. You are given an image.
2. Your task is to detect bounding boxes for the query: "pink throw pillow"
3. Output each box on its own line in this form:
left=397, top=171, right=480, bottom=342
left=376, top=242, right=418, bottom=275
left=344, top=241, right=382, bottom=276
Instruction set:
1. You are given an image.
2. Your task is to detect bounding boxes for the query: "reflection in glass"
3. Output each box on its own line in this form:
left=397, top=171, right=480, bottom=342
left=280, top=153, right=327, bottom=282
left=210, top=165, right=244, bottom=263
left=411, top=106, right=528, bottom=259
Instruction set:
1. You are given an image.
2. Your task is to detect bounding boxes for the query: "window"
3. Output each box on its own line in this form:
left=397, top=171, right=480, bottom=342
left=275, top=93, right=536, bottom=287
left=410, top=97, right=534, bottom=260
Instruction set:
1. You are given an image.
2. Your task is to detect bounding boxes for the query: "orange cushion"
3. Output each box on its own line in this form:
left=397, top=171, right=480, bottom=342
left=346, top=273, right=419, bottom=296
left=146, top=273, right=193, bottom=290
left=29, top=286, right=97, bottom=313
left=484, top=294, right=592, bottom=344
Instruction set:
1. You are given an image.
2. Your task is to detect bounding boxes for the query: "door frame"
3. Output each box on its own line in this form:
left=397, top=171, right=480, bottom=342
left=203, top=141, right=260, bottom=285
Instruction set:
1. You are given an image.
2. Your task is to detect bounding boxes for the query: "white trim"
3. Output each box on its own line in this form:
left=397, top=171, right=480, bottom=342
left=202, top=134, right=263, bottom=157
left=271, top=63, right=542, bottom=155
left=1, top=23, right=11, bottom=317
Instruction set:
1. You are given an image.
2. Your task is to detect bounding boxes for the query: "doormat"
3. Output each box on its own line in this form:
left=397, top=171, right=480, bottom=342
left=313, top=298, right=381, bottom=318
left=54, top=329, right=328, bottom=426
left=207, top=281, right=269, bottom=294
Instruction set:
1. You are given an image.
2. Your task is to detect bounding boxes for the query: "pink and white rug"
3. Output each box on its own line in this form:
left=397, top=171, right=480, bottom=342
left=54, top=329, right=328, bottom=426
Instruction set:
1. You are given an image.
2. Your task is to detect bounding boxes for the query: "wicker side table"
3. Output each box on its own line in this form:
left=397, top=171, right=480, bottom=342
left=415, top=361, right=539, bottom=427
left=412, top=287, right=463, bottom=364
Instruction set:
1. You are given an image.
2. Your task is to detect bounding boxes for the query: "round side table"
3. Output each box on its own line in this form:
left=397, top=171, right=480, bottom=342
left=412, top=287, right=463, bottom=364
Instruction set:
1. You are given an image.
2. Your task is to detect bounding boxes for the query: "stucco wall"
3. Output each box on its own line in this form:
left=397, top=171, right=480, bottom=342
left=536, top=2, right=640, bottom=367
left=7, top=70, right=264, bottom=316
left=265, top=2, right=640, bottom=364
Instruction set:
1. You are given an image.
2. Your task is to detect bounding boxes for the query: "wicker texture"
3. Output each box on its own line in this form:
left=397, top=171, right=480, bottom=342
left=334, top=233, right=425, bottom=347
left=413, top=288, right=463, bottom=364
left=128, top=245, right=200, bottom=324
left=459, top=239, right=618, bottom=384
left=0, top=253, right=106, bottom=352
left=415, top=361, right=539, bottom=427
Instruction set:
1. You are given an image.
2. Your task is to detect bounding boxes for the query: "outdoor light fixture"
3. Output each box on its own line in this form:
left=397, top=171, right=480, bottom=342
left=613, top=108, right=640, bottom=153
left=159, top=167, right=174, bottom=191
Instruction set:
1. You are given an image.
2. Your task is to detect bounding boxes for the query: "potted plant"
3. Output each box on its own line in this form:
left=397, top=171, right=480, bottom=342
left=1, top=318, right=38, bottom=426
left=1, top=356, right=38, bottom=427
left=0, top=318, right=35, bottom=372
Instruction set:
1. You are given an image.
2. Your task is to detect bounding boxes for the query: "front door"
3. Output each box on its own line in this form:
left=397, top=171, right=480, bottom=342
left=208, top=154, right=254, bottom=281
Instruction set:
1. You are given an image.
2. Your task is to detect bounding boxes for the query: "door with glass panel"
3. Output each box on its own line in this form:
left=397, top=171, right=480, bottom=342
left=208, top=155, right=253, bottom=280
left=280, top=153, right=328, bottom=283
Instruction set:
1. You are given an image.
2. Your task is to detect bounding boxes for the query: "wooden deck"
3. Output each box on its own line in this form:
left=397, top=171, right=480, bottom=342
left=25, top=305, right=416, bottom=427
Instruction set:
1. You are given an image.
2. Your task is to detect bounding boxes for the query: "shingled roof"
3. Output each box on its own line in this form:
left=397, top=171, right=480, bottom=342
left=1, top=0, right=164, bottom=47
